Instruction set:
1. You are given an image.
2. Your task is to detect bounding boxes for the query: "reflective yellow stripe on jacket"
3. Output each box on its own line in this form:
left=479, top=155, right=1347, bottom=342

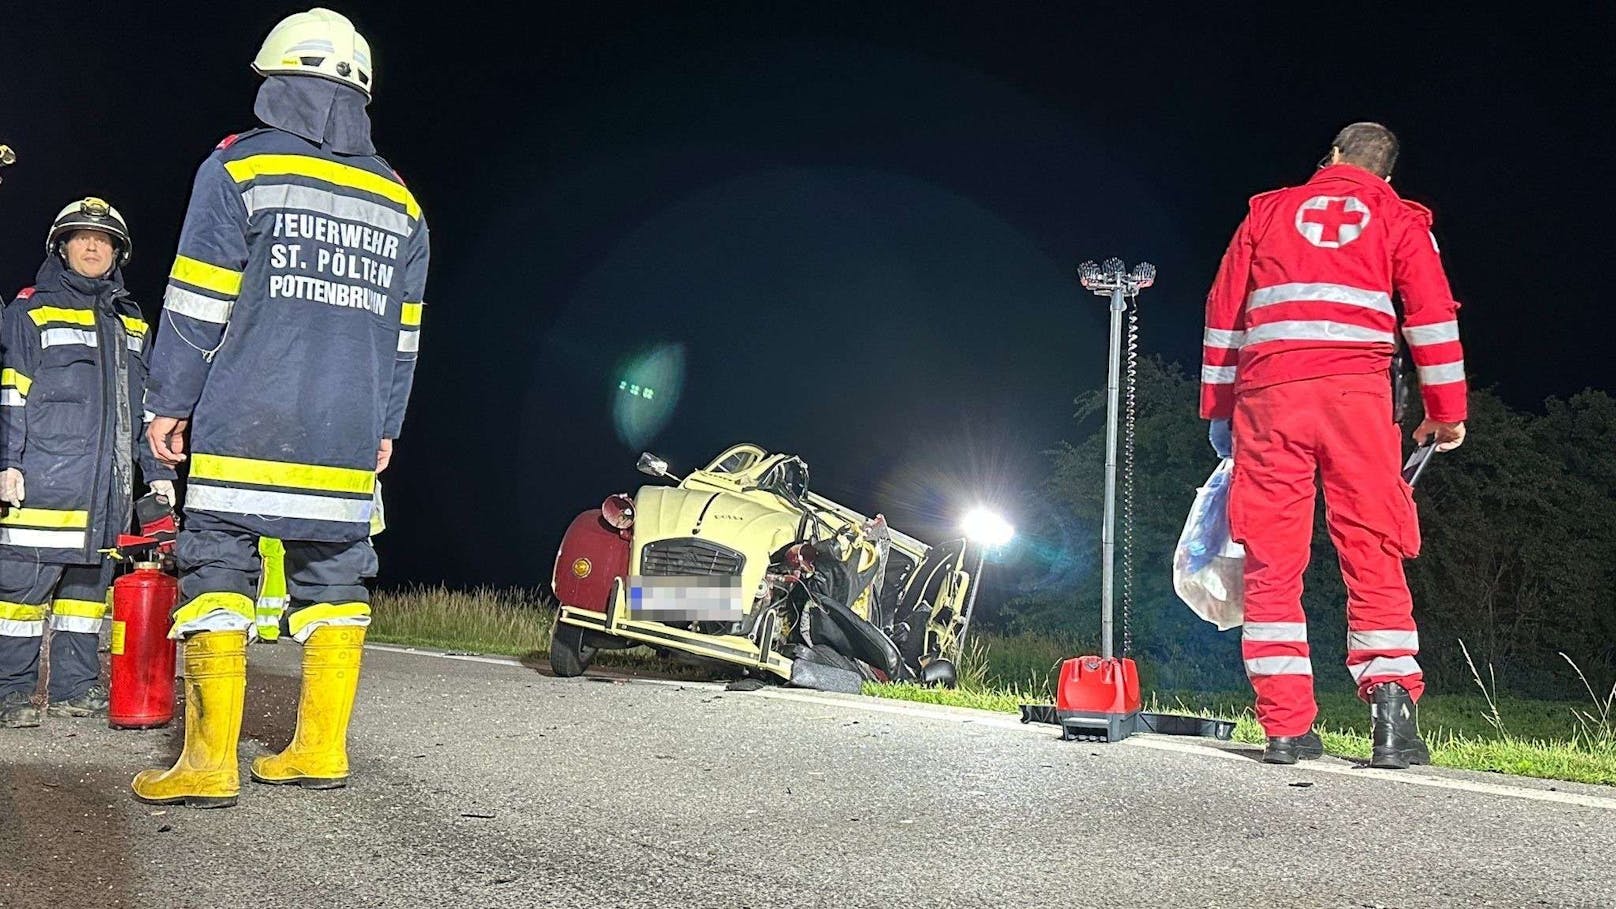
left=186, top=454, right=376, bottom=526
left=190, top=454, right=375, bottom=495
left=398, top=301, right=424, bottom=354
left=223, top=154, right=422, bottom=220
left=0, top=508, right=89, bottom=528
left=1, top=368, right=31, bottom=407
left=27, top=306, right=95, bottom=327
left=2, top=369, right=33, bottom=395
left=0, top=507, right=90, bottom=552
left=170, top=255, right=245, bottom=298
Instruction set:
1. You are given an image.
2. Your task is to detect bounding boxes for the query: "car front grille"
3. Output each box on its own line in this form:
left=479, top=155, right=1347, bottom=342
left=639, top=538, right=746, bottom=577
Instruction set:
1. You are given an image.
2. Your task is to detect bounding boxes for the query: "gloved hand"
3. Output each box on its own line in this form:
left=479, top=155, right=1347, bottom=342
left=0, top=468, right=23, bottom=508
left=1208, top=419, right=1233, bottom=459
left=149, top=479, right=176, bottom=506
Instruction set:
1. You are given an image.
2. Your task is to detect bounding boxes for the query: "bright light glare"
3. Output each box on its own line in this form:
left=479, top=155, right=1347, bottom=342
left=961, top=508, right=1015, bottom=547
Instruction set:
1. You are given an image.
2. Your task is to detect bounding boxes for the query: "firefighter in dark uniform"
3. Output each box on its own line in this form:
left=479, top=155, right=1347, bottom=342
left=0, top=198, right=175, bottom=727
left=134, top=8, right=429, bottom=808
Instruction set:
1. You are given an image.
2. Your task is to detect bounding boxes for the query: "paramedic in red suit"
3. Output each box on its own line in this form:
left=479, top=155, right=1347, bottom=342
left=1199, top=123, right=1468, bottom=768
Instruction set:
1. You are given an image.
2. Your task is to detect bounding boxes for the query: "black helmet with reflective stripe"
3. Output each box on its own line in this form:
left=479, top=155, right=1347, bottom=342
left=47, top=197, right=132, bottom=265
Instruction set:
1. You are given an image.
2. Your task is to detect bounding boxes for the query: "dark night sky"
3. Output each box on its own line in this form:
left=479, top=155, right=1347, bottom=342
left=3, top=2, right=1611, bottom=601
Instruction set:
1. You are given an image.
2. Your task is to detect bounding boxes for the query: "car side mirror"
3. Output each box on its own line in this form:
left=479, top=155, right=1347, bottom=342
left=636, top=452, right=671, bottom=478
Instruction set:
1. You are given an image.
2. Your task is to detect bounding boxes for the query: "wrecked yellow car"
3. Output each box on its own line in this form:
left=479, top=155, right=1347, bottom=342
left=550, top=444, right=976, bottom=692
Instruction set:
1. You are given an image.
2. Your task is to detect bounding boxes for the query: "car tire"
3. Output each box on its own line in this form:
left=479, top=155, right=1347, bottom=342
left=550, top=623, right=596, bottom=677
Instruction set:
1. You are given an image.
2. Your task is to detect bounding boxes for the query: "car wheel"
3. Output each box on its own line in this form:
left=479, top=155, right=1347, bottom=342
left=919, top=657, right=957, bottom=688
left=550, top=623, right=596, bottom=677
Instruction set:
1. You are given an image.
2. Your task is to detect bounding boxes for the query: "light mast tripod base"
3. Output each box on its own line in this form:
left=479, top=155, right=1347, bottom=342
left=1052, top=654, right=1140, bottom=742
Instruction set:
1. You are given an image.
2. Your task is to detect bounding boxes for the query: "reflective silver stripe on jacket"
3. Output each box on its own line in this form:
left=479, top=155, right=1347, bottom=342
left=0, top=528, right=88, bottom=549
left=187, top=485, right=373, bottom=524
left=1246, top=282, right=1395, bottom=315
left=164, top=285, right=235, bottom=324
left=1203, top=328, right=1245, bottom=349
left=241, top=184, right=415, bottom=236
left=1401, top=321, right=1460, bottom=346
left=40, top=328, right=98, bottom=348
left=1242, top=320, right=1396, bottom=347
left=1417, top=361, right=1466, bottom=385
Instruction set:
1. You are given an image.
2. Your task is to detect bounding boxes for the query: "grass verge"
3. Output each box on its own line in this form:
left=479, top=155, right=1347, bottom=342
left=866, top=678, right=1616, bottom=786
left=370, top=585, right=553, bottom=655
left=368, top=585, right=734, bottom=679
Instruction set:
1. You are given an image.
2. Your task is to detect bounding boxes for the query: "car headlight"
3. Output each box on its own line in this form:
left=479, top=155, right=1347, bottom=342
left=601, top=493, right=635, bottom=530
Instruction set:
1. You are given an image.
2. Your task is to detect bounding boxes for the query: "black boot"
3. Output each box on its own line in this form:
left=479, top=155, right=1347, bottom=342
left=1, top=690, right=40, bottom=728
left=1369, top=683, right=1430, bottom=769
left=46, top=683, right=110, bottom=718
left=1262, top=730, right=1324, bottom=764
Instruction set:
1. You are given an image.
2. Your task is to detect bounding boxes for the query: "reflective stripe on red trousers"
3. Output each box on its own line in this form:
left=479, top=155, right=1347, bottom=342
left=1229, top=372, right=1424, bottom=737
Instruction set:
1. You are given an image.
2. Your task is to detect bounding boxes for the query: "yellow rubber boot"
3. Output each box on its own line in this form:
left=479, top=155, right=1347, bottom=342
left=251, top=624, right=365, bottom=789
left=131, top=630, right=247, bottom=809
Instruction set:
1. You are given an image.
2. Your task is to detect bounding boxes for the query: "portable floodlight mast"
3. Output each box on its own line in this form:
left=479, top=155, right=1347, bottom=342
left=1038, top=257, right=1155, bottom=742
left=1078, top=257, right=1156, bottom=659
left=1017, top=261, right=1237, bottom=743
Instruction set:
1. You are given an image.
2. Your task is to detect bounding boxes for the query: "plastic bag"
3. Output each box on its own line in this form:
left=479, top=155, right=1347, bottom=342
left=1172, top=458, right=1245, bottom=630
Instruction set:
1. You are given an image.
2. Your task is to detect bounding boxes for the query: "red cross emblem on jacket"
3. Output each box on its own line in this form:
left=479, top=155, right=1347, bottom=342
left=1295, top=195, right=1370, bottom=248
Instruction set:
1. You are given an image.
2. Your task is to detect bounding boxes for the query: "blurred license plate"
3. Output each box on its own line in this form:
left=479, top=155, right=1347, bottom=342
left=628, top=576, right=744, bottom=622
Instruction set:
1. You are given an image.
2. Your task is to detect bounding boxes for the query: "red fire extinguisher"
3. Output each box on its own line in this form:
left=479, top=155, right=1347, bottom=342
left=109, top=560, right=178, bottom=728
left=108, top=494, right=180, bottom=729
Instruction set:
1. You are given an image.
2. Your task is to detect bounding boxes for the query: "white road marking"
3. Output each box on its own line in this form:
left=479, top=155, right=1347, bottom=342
left=1127, top=732, right=1616, bottom=811
left=365, top=643, right=1616, bottom=812
left=367, top=643, right=535, bottom=668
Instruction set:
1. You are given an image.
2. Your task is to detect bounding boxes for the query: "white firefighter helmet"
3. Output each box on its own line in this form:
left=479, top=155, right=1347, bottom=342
left=252, top=8, right=373, bottom=99
left=47, top=197, right=132, bottom=266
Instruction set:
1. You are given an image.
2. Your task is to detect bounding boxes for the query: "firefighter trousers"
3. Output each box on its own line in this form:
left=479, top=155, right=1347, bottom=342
left=1229, top=372, right=1424, bottom=738
left=0, top=558, right=116, bottom=700
left=175, top=513, right=376, bottom=639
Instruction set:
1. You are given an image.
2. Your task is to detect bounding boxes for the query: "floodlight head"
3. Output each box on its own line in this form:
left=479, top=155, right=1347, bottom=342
left=1077, top=260, right=1101, bottom=289
left=961, top=507, right=1015, bottom=548
left=1103, top=257, right=1126, bottom=277
left=1130, top=262, right=1156, bottom=288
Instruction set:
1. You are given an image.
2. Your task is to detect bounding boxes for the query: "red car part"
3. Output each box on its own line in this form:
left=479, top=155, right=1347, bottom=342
left=552, top=510, right=630, bottom=613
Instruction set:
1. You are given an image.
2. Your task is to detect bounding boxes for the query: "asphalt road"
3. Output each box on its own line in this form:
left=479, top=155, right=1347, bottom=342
left=2, top=642, right=1613, bottom=909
